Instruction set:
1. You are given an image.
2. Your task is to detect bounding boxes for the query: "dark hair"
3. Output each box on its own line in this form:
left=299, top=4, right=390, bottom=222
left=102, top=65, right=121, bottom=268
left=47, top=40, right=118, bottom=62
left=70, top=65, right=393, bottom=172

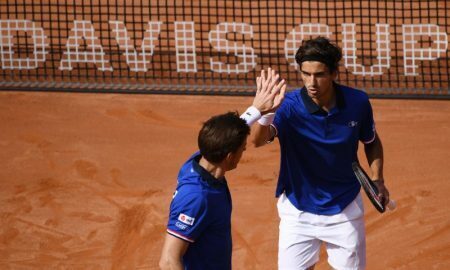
left=295, top=37, right=342, bottom=73
left=198, top=112, right=250, bottom=163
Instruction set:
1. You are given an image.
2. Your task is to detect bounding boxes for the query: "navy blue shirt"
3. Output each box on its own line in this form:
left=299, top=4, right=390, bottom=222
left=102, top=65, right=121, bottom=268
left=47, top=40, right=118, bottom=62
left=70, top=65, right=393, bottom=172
left=273, top=84, right=376, bottom=215
left=166, top=152, right=232, bottom=270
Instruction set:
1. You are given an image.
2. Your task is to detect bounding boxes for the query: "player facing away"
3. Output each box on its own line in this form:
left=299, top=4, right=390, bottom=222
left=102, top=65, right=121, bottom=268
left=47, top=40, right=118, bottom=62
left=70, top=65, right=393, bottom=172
left=252, top=37, right=391, bottom=270
left=159, top=68, right=286, bottom=270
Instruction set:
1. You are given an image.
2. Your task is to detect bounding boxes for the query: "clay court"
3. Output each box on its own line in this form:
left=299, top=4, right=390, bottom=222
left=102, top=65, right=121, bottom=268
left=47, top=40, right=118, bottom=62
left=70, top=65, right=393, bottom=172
left=1, top=0, right=450, bottom=269
left=1, top=91, right=449, bottom=269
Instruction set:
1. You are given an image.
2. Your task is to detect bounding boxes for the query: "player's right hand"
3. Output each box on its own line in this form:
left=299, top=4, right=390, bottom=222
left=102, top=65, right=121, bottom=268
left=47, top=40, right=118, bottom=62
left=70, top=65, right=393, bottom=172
left=252, top=67, right=286, bottom=114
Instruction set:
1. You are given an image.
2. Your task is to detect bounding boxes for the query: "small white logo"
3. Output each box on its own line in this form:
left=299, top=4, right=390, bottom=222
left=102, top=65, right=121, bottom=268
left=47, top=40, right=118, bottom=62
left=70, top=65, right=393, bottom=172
left=348, top=121, right=358, bottom=127
left=175, top=221, right=188, bottom=230
left=172, top=190, right=178, bottom=198
left=178, top=213, right=195, bottom=226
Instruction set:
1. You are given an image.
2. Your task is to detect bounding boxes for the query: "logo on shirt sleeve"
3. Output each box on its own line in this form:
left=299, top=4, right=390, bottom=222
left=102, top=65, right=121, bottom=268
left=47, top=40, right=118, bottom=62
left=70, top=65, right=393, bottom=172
left=175, top=221, right=188, bottom=230
left=178, top=213, right=195, bottom=226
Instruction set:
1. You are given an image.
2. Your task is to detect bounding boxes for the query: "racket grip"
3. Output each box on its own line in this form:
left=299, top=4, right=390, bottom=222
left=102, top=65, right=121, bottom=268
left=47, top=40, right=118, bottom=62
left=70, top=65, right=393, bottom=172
left=386, top=199, right=396, bottom=211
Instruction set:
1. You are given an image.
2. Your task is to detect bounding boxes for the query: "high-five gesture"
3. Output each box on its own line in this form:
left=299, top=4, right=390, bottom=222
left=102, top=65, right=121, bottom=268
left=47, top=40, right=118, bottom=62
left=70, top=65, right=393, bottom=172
left=240, top=67, right=286, bottom=127
left=253, top=68, right=286, bottom=114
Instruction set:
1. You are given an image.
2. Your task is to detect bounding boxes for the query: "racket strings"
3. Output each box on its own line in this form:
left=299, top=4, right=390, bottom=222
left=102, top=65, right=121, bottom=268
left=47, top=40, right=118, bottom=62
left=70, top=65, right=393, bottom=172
left=355, top=168, right=383, bottom=207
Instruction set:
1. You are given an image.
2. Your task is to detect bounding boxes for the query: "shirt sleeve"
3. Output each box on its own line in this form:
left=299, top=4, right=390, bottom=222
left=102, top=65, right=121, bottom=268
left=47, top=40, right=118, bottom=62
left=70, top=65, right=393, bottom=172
left=166, top=189, right=208, bottom=243
left=359, top=98, right=376, bottom=144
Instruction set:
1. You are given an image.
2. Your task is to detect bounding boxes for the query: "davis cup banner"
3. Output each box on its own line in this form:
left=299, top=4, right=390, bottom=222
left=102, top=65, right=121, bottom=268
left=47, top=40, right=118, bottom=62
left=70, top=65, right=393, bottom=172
left=0, top=1, right=449, bottom=96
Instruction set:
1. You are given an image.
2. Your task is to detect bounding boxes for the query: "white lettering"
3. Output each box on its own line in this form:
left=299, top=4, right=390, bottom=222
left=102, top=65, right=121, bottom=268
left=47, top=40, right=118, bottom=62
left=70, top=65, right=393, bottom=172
left=0, top=19, right=448, bottom=78
left=59, top=20, right=113, bottom=71
left=209, top=22, right=257, bottom=74
left=403, top=24, right=448, bottom=76
left=175, top=221, right=188, bottom=230
left=342, top=23, right=390, bottom=76
left=175, top=21, right=197, bottom=72
left=0, top=20, right=47, bottom=69
left=284, top=24, right=332, bottom=70
left=109, top=21, right=162, bottom=72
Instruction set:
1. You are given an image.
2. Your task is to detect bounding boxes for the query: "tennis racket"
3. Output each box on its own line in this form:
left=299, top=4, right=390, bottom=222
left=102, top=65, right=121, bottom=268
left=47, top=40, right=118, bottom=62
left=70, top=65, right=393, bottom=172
left=351, top=162, right=396, bottom=213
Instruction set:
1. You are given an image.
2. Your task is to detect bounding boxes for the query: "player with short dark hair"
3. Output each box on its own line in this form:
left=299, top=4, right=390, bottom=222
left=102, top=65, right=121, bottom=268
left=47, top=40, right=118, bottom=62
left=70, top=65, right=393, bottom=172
left=252, top=37, right=391, bottom=270
left=159, top=112, right=248, bottom=270
left=197, top=112, right=250, bottom=165
left=159, top=68, right=286, bottom=270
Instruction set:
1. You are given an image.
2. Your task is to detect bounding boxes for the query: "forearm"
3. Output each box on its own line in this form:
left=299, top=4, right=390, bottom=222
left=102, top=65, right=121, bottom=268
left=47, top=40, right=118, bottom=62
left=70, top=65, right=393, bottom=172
left=159, top=234, right=188, bottom=270
left=364, top=133, right=384, bottom=181
left=252, top=124, right=275, bottom=147
left=159, top=256, right=183, bottom=270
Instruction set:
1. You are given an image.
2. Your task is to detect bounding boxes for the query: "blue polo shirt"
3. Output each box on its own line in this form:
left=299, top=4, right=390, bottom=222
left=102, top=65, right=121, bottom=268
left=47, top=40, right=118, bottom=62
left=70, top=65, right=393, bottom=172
left=166, top=152, right=232, bottom=270
left=273, top=84, right=376, bottom=215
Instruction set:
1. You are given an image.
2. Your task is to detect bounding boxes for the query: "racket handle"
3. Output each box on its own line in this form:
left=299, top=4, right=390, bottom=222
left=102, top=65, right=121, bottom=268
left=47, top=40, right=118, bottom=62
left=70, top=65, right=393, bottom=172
left=386, top=199, right=396, bottom=211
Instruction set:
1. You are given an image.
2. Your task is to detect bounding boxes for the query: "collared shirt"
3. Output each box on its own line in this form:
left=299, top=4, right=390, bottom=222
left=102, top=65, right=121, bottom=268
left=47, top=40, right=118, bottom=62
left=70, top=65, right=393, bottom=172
left=166, top=152, right=232, bottom=270
left=272, top=84, right=376, bottom=215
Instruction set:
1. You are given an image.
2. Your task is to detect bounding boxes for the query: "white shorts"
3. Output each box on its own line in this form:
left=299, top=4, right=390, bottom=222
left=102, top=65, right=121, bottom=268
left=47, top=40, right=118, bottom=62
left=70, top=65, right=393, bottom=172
left=277, top=193, right=366, bottom=270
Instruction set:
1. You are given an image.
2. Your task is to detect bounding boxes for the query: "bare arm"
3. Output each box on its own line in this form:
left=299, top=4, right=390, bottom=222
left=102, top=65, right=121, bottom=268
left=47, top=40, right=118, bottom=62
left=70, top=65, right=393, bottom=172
left=247, top=68, right=285, bottom=147
left=364, top=133, right=383, bottom=180
left=364, top=133, right=390, bottom=204
left=252, top=124, right=276, bottom=147
left=159, top=234, right=190, bottom=270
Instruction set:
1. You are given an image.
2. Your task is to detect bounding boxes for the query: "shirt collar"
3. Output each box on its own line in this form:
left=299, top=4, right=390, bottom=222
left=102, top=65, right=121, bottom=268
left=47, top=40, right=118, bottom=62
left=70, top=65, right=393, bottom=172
left=300, top=83, right=346, bottom=114
left=192, top=154, right=228, bottom=188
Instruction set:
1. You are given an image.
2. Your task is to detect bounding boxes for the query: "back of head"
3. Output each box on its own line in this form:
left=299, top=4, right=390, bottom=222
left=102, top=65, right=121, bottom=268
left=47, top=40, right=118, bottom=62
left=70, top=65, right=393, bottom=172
left=198, top=112, right=250, bottom=164
left=295, top=37, right=342, bottom=73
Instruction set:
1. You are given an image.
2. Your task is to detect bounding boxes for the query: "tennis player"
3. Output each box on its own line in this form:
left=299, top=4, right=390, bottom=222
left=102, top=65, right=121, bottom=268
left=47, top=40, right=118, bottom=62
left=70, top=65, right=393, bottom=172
left=252, top=37, right=391, bottom=270
left=159, top=68, right=286, bottom=270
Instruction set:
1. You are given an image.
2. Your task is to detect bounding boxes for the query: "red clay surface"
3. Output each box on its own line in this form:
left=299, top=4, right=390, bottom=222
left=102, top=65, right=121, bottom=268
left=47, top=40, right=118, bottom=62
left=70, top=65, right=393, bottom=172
left=0, top=91, right=449, bottom=269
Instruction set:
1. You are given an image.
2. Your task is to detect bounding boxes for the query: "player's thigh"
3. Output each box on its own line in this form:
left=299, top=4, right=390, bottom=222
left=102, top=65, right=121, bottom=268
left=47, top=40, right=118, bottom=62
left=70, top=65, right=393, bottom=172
left=277, top=194, right=321, bottom=270
left=321, top=198, right=366, bottom=270
left=278, top=230, right=321, bottom=270
left=324, top=219, right=366, bottom=270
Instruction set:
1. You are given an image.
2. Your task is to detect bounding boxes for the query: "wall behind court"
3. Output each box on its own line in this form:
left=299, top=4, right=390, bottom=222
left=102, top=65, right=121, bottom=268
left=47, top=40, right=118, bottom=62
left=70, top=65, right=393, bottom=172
left=0, top=0, right=449, bottom=98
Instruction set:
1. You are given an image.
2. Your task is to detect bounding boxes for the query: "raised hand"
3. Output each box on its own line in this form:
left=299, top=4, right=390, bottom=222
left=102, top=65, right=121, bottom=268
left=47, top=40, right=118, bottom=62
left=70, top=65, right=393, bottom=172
left=252, top=67, right=286, bottom=114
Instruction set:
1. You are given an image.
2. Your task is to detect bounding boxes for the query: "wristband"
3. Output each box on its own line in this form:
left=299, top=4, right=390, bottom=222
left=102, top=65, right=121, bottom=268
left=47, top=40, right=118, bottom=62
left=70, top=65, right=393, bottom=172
left=257, top=112, right=275, bottom=126
left=240, top=106, right=261, bottom=126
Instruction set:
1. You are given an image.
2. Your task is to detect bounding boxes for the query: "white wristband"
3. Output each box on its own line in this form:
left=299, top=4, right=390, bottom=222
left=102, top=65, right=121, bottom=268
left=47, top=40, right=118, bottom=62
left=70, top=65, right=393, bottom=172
left=257, top=112, right=275, bottom=126
left=240, top=106, right=261, bottom=126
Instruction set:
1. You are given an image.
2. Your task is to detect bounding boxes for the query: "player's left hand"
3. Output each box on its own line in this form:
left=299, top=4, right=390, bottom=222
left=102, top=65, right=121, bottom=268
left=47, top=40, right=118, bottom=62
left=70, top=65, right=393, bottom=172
left=373, top=179, right=390, bottom=207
